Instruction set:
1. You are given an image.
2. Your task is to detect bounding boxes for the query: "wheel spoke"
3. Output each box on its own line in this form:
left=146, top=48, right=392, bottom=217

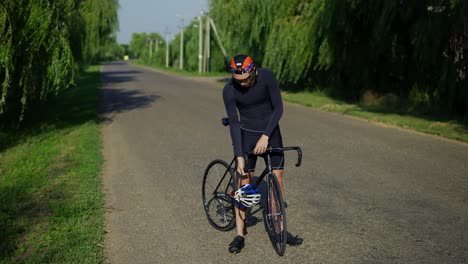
left=202, top=160, right=236, bottom=231
left=265, top=173, right=287, bottom=256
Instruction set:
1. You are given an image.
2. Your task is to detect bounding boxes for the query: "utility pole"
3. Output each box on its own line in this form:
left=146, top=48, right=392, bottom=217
left=204, top=11, right=211, bottom=72
left=164, top=27, right=170, bottom=68
left=181, top=28, right=184, bottom=69
left=198, top=17, right=203, bottom=73
left=199, top=0, right=203, bottom=73
left=210, top=18, right=229, bottom=68
left=178, top=17, right=184, bottom=70
left=149, top=39, right=153, bottom=59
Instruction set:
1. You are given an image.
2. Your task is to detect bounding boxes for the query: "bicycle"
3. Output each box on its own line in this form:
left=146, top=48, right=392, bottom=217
left=202, top=118, right=302, bottom=256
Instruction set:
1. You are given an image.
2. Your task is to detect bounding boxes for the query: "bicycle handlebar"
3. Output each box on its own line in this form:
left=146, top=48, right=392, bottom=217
left=221, top=117, right=302, bottom=167
left=246, top=146, right=302, bottom=167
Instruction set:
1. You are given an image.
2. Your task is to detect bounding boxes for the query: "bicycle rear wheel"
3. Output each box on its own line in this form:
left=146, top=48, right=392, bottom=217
left=265, top=173, right=287, bottom=256
left=202, top=159, right=236, bottom=231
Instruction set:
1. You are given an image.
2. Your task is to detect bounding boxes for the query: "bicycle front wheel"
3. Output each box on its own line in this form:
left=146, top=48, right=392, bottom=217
left=265, top=172, right=287, bottom=256
left=202, top=159, right=236, bottom=231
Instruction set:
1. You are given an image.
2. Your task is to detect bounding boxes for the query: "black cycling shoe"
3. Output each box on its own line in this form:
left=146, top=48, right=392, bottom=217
left=286, top=232, right=303, bottom=246
left=228, top=236, right=245, bottom=254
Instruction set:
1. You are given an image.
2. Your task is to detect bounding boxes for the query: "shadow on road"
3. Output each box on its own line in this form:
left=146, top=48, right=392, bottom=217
left=99, top=88, right=160, bottom=124
left=101, top=61, right=128, bottom=66
left=100, top=67, right=143, bottom=84
left=99, top=65, right=160, bottom=124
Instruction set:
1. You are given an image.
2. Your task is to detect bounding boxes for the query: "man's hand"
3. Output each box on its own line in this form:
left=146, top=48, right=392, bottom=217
left=236, top=156, right=247, bottom=176
left=254, top=134, right=269, bottom=155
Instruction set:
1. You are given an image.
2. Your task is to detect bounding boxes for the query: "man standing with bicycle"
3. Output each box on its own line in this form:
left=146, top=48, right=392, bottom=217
left=222, top=54, right=303, bottom=253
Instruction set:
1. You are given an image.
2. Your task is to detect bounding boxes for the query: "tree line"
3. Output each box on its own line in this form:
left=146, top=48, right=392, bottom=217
left=0, top=0, right=120, bottom=125
left=132, top=0, right=466, bottom=120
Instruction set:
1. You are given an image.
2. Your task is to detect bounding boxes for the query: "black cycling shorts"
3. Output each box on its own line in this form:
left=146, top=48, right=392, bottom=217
left=241, top=126, right=284, bottom=172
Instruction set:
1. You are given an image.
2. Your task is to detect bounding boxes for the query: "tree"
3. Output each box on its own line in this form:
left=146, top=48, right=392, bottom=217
left=0, top=0, right=119, bottom=124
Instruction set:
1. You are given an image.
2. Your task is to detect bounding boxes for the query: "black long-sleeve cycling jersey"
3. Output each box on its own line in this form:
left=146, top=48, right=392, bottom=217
left=222, top=68, right=283, bottom=157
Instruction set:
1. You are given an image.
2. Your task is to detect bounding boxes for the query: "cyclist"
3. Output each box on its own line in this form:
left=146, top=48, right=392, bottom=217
left=222, top=54, right=303, bottom=253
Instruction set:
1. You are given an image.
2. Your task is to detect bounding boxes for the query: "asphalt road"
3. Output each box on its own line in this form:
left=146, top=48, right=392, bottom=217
left=100, top=62, right=468, bottom=264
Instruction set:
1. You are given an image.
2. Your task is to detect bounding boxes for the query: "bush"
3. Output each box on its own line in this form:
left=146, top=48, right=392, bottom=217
left=361, top=90, right=400, bottom=111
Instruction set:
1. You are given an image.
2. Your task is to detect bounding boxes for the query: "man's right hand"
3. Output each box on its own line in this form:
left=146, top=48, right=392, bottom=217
left=236, top=156, right=247, bottom=176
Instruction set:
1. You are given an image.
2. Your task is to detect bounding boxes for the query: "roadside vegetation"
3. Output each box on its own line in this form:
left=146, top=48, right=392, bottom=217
left=282, top=90, right=468, bottom=143
left=0, top=66, right=104, bottom=263
left=1, top=1, right=119, bottom=262
left=0, top=0, right=121, bottom=125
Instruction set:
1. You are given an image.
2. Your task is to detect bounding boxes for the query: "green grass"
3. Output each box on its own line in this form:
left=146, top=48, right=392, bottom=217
left=0, top=66, right=104, bottom=263
left=283, top=90, right=468, bottom=143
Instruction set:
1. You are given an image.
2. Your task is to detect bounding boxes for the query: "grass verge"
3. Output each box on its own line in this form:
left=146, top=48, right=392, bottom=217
left=282, top=90, right=468, bottom=143
left=0, top=66, right=104, bottom=263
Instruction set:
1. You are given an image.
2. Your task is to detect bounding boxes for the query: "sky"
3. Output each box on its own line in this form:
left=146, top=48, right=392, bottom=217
left=116, top=0, right=209, bottom=44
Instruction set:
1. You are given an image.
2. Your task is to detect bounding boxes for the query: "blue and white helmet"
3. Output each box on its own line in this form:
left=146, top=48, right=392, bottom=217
left=234, top=184, right=261, bottom=208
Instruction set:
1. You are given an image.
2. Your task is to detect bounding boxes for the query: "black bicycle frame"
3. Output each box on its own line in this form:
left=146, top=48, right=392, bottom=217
left=212, top=160, right=235, bottom=197
left=231, top=146, right=302, bottom=188
left=220, top=117, right=303, bottom=187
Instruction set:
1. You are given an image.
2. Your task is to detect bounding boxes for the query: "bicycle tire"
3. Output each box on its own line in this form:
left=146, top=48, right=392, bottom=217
left=264, top=173, right=287, bottom=256
left=202, top=159, right=236, bottom=231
